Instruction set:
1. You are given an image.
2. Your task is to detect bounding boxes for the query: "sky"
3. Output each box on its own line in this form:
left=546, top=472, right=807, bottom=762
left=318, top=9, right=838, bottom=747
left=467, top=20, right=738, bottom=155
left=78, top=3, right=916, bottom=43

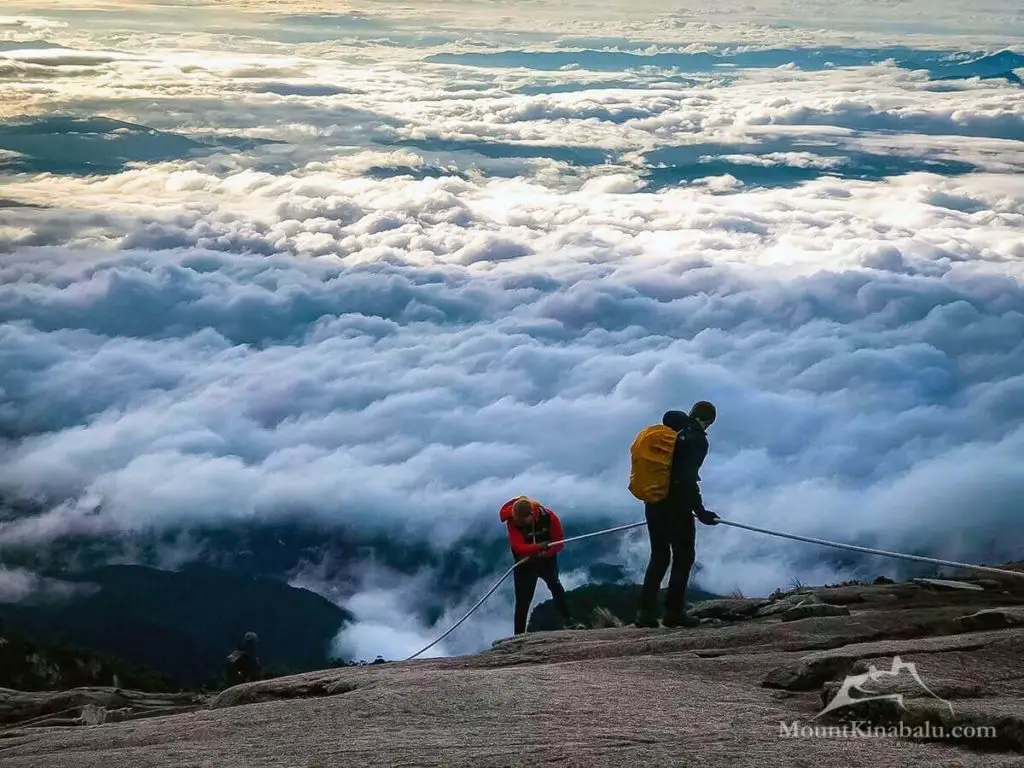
left=1, top=1, right=1023, bottom=660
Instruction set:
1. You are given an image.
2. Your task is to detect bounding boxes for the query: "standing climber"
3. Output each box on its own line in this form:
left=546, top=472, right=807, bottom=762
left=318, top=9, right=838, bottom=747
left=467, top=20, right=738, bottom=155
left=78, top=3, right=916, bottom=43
left=629, top=402, right=720, bottom=628
left=223, top=631, right=262, bottom=687
left=500, top=496, right=583, bottom=634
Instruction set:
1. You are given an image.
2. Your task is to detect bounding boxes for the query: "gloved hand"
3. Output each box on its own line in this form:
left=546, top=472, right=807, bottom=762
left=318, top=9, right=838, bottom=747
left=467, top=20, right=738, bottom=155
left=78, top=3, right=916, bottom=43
left=695, top=508, right=720, bottom=526
left=539, top=542, right=551, bottom=551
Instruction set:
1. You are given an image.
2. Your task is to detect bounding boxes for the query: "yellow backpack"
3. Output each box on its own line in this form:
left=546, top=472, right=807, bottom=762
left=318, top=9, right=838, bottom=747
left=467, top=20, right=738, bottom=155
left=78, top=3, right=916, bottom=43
left=628, top=425, right=678, bottom=502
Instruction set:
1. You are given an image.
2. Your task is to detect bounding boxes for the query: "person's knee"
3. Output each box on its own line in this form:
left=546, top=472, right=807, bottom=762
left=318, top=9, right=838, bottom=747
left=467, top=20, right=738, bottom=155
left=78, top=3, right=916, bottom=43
left=650, top=545, right=671, bottom=567
left=515, top=584, right=537, bottom=604
left=543, top=573, right=564, bottom=592
left=673, top=545, right=695, bottom=571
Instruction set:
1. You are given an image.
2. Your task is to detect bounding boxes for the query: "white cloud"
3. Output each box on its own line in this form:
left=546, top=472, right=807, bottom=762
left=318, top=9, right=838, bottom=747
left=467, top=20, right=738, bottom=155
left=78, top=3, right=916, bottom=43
left=0, top=15, right=66, bottom=32
left=2, top=3, right=1024, bottom=657
left=4, top=2, right=1024, bottom=53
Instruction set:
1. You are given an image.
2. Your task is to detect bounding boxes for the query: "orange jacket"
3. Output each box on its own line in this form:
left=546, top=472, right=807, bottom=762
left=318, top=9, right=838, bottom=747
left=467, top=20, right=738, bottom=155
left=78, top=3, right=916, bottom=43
left=499, top=497, right=565, bottom=558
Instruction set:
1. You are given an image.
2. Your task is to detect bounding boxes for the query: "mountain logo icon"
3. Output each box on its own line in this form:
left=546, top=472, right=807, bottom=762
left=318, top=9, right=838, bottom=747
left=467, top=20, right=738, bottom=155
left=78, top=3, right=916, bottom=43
left=814, top=656, right=954, bottom=719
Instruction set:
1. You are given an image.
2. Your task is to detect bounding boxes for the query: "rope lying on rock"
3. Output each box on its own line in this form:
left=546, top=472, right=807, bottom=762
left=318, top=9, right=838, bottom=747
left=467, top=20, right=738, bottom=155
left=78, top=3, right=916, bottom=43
left=404, top=515, right=1024, bottom=661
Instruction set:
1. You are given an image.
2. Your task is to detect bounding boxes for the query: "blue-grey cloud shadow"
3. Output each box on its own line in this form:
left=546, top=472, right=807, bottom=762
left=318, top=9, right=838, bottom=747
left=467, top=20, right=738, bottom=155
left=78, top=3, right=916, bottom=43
left=0, top=116, right=283, bottom=176
left=510, top=75, right=703, bottom=96
left=246, top=83, right=363, bottom=97
left=0, top=40, right=67, bottom=52
left=929, top=50, right=1023, bottom=85
left=364, top=164, right=470, bottom=181
left=426, top=46, right=1024, bottom=85
left=642, top=138, right=980, bottom=191
left=389, top=137, right=617, bottom=167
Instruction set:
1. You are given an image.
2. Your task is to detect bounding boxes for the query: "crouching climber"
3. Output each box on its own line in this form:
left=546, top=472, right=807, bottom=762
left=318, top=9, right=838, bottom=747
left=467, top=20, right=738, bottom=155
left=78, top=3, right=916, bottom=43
left=500, top=496, right=585, bottom=634
left=629, top=402, right=720, bottom=629
left=224, top=631, right=262, bottom=686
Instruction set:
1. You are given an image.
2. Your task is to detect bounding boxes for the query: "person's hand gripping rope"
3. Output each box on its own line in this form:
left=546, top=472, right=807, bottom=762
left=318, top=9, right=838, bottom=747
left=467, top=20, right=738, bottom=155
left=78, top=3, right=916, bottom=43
left=695, top=508, right=720, bottom=526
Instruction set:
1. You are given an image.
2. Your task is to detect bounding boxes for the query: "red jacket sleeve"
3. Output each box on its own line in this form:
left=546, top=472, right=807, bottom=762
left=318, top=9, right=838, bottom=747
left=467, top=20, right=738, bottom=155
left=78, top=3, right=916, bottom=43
left=507, top=524, right=543, bottom=558
left=542, top=508, right=565, bottom=556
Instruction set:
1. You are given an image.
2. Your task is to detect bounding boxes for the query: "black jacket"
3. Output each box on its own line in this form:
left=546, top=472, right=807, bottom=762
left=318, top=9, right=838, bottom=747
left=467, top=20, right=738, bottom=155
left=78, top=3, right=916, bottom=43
left=660, top=410, right=709, bottom=511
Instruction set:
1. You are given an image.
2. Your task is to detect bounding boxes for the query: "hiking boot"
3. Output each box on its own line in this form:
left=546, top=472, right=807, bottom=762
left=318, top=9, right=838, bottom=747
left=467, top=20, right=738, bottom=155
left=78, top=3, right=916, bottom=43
left=633, top=611, right=660, bottom=629
left=662, top=613, right=700, bottom=628
left=566, top=622, right=588, bottom=630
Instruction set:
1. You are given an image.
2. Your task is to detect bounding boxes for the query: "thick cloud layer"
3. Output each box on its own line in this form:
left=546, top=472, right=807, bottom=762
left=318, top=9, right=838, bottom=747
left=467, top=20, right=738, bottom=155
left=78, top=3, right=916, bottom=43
left=2, top=2, right=1023, bottom=657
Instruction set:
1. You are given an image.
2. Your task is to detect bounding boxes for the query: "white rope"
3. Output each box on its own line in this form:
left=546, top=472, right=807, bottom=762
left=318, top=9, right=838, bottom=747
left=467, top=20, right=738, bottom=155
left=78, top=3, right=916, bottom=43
left=404, top=515, right=1023, bottom=661
left=716, top=518, right=1024, bottom=581
left=404, top=521, right=646, bottom=660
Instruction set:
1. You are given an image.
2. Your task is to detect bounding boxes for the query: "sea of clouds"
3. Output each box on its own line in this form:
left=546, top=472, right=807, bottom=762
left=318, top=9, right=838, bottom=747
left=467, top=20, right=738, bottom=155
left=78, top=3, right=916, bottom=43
left=2, top=0, right=1023, bottom=659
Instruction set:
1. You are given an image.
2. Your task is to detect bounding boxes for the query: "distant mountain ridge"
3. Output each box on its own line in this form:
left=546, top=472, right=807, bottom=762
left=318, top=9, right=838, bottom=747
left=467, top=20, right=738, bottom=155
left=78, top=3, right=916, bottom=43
left=0, top=564, right=353, bottom=686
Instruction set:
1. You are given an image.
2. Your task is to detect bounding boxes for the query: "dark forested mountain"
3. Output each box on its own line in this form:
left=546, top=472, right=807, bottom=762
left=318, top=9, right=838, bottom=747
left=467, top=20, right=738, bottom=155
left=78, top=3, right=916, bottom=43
left=0, top=564, right=352, bottom=686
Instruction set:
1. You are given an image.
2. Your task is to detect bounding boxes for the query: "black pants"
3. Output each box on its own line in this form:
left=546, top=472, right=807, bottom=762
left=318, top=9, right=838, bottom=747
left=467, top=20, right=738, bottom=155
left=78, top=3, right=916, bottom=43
left=513, top=554, right=571, bottom=634
left=638, top=501, right=696, bottom=620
